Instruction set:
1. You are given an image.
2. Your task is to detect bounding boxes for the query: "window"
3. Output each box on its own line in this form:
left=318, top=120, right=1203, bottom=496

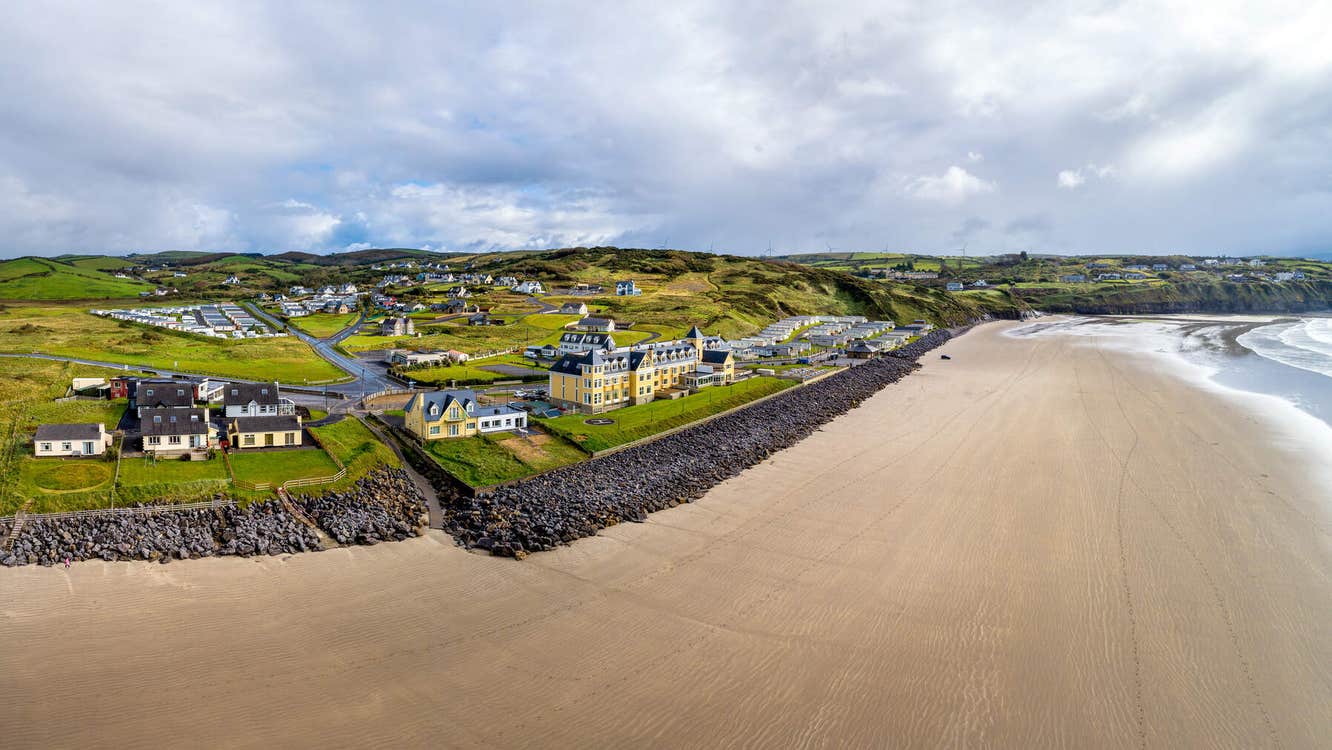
left=429, top=425, right=440, bottom=435
left=153, top=415, right=162, bottom=423
left=285, top=432, right=295, bottom=445
left=449, top=424, right=459, bottom=437
left=244, top=435, right=255, bottom=445
left=147, top=436, right=160, bottom=445
left=40, top=442, right=51, bottom=452
left=168, top=435, right=181, bottom=445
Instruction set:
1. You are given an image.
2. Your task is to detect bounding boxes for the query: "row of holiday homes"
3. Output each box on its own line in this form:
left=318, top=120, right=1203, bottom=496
left=35, top=379, right=306, bottom=459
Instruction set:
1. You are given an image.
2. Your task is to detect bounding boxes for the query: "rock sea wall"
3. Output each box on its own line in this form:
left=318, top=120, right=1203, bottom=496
left=297, top=469, right=426, bottom=545
left=2, top=468, right=425, bottom=567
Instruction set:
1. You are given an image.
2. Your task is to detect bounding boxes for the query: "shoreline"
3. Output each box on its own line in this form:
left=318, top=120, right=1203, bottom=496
left=1011, top=314, right=1332, bottom=499
left=2, top=322, right=1327, bottom=747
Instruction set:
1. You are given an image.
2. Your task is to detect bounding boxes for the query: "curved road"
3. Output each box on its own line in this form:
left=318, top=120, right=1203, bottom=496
left=242, top=302, right=394, bottom=396
left=6, top=302, right=398, bottom=404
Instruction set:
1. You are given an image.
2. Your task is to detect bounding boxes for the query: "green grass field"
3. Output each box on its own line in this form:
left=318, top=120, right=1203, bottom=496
left=228, top=448, right=341, bottom=485
left=423, top=430, right=586, bottom=487
left=291, top=312, right=360, bottom=338
left=401, top=363, right=544, bottom=386
left=0, top=303, right=349, bottom=383
left=0, top=257, right=152, bottom=300
left=540, top=376, right=795, bottom=452
left=11, top=456, right=116, bottom=514
left=118, top=456, right=229, bottom=486
left=308, top=417, right=400, bottom=476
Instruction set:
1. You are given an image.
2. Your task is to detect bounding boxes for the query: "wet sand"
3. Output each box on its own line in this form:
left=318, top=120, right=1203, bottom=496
left=2, top=321, right=1328, bottom=748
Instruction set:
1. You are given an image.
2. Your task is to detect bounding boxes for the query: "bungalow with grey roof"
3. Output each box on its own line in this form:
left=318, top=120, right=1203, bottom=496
left=34, top=423, right=112, bottom=457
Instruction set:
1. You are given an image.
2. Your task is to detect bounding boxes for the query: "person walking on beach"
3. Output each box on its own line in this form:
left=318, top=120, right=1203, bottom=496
left=64, top=557, right=71, bottom=569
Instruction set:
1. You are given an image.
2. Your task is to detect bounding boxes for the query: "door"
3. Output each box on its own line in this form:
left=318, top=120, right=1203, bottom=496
left=82, top=441, right=94, bottom=454
left=265, top=433, right=274, bottom=446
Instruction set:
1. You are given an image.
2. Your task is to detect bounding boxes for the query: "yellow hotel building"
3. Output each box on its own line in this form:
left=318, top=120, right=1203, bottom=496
left=548, top=327, right=735, bottom=414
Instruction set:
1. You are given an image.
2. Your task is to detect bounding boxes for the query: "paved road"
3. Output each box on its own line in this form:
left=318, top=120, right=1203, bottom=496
left=7, top=302, right=397, bottom=403
left=243, top=302, right=394, bottom=396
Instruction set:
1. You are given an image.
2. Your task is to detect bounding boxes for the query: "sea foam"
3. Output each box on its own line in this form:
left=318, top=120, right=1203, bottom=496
left=1237, top=318, right=1332, bottom=379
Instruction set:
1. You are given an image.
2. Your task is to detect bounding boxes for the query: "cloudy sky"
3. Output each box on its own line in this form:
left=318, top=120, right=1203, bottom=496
left=3, top=1, right=1331, bottom=257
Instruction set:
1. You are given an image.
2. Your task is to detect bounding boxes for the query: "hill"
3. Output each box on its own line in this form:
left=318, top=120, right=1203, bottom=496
left=467, top=247, right=1026, bottom=331
left=0, top=257, right=152, bottom=300
left=779, top=251, right=1332, bottom=316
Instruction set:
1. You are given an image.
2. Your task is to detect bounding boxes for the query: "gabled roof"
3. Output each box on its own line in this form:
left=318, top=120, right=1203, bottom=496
left=550, top=352, right=589, bottom=375
left=223, top=382, right=281, bottom=406
left=701, top=349, right=732, bottom=364
left=558, top=332, right=615, bottom=347
left=35, top=423, right=105, bottom=442
left=685, top=325, right=705, bottom=339
left=230, top=415, right=301, bottom=433
left=578, top=316, right=613, bottom=327
left=136, top=380, right=194, bottom=408
left=141, top=407, right=209, bottom=436
left=407, top=390, right=480, bottom=422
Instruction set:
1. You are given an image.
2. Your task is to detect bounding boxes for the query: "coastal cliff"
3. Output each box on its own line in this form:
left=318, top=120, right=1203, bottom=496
left=1018, top=279, right=1332, bottom=315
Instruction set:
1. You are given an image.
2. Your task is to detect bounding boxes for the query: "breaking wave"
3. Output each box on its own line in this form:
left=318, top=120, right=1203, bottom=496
left=1237, top=318, right=1332, bottom=380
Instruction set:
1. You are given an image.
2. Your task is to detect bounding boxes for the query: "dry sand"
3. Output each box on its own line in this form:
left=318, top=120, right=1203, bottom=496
left=2, top=322, right=1328, bottom=748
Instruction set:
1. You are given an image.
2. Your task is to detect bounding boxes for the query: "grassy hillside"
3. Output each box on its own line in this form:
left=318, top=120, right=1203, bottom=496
left=780, top=251, right=1332, bottom=316
left=0, top=257, right=152, bottom=300
left=470, top=247, right=1023, bottom=331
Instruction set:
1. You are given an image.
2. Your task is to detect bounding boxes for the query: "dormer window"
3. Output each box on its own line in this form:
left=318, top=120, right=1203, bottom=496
left=153, top=416, right=161, bottom=423
left=169, top=416, right=177, bottom=423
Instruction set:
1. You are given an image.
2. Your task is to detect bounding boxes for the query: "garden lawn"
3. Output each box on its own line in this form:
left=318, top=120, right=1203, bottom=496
left=540, top=376, right=795, bottom=453
left=0, top=303, right=349, bottom=383
left=114, top=455, right=232, bottom=505
left=423, top=431, right=586, bottom=487
left=11, top=457, right=116, bottom=514
left=228, top=448, right=341, bottom=486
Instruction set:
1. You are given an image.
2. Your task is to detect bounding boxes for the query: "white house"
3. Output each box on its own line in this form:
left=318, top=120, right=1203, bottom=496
left=222, top=382, right=295, bottom=418
left=34, top=423, right=112, bottom=457
left=945, top=282, right=964, bottom=291
left=615, top=279, right=642, bottom=296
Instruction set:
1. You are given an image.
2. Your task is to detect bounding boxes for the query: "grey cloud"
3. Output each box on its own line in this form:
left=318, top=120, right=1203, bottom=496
left=1, top=1, right=1330, bottom=257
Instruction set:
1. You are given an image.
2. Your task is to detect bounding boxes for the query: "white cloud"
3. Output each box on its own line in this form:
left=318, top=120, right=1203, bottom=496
left=1057, top=170, right=1086, bottom=189
left=908, top=166, right=995, bottom=203
left=366, top=181, right=657, bottom=251
left=1057, top=163, right=1116, bottom=189
left=967, top=151, right=984, bottom=162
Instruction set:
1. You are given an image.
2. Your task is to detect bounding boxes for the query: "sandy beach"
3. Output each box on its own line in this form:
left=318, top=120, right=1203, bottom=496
left=2, top=321, right=1328, bottom=748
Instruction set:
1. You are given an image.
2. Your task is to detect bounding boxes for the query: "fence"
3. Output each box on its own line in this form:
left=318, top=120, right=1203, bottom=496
left=283, top=467, right=347, bottom=490
left=4, top=497, right=235, bottom=523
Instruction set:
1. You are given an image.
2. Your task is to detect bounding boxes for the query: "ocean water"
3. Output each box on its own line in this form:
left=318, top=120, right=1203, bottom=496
left=1237, top=318, right=1332, bottom=380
